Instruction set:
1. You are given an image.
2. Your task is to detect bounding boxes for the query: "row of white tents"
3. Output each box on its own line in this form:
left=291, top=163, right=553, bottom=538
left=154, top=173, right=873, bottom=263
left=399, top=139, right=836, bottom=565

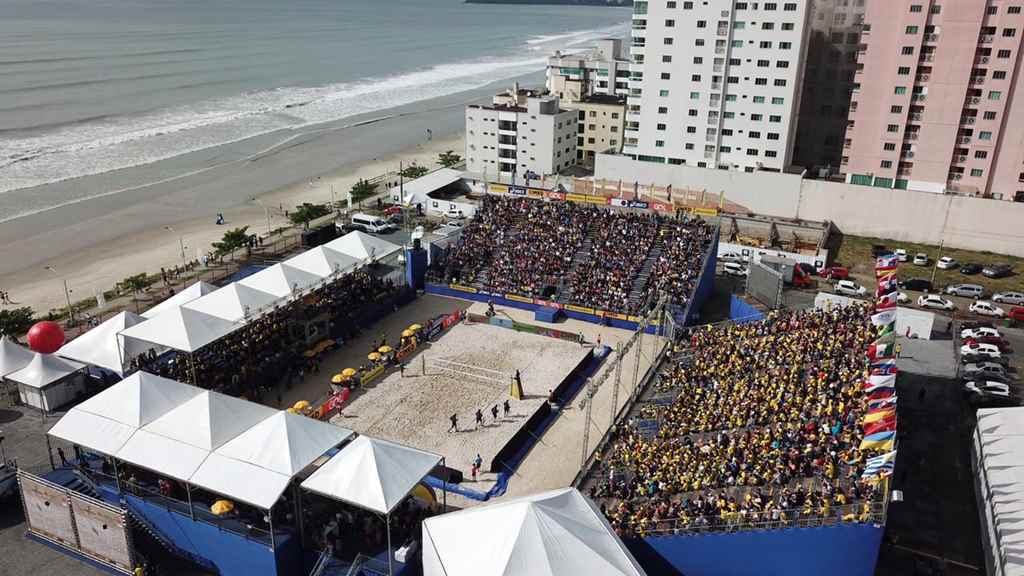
left=53, top=231, right=402, bottom=376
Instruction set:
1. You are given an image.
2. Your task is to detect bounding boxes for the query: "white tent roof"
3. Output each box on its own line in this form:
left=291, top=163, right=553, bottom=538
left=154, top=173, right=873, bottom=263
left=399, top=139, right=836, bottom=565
left=238, top=263, right=324, bottom=298
left=421, top=488, right=647, bottom=576
left=388, top=168, right=462, bottom=206
left=183, top=283, right=279, bottom=323
left=215, top=411, right=353, bottom=476
left=119, top=306, right=239, bottom=353
left=72, top=372, right=203, bottom=428
left=117, top=429, right=209, bottom=481
left=190, top=453, right=294, bottom=509
left=0, top=336, right=34, bottom=377
left=301, top=436, right=440, bottom=514
left=6, top=353, right=85, bottom=389
left=57, top=311, right=149, bottom=375
left=143, top=390, right=277, bottom=451
left=48, top=409, right=137, bottom=456
left=324, top=231, right=401, bottom=262
left=143, top=281, right=217, bottom=319
left=976, top=407, right=1024, bottom=576
left=284, top=246, right=361, bottom=279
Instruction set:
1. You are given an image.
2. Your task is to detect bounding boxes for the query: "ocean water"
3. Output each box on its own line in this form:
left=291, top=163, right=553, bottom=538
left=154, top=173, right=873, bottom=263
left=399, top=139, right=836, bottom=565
left=0, top=0, right=628, bottom=199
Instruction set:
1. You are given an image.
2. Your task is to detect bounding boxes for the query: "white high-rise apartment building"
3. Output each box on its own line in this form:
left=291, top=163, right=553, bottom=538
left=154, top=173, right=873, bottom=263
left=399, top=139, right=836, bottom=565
left=624, top=0, right=813, bottom=172
left=465, top=95, right=578, bottom=178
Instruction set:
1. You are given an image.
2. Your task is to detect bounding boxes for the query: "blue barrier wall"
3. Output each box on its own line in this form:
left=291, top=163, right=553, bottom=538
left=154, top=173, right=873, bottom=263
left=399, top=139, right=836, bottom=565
left=629, top=524, right=884, bottom=576
left=124, top=494, right=299, bottom=576
left=683, top=231, right=719, bottom=326
left=729, top=294, right=766, bottom=324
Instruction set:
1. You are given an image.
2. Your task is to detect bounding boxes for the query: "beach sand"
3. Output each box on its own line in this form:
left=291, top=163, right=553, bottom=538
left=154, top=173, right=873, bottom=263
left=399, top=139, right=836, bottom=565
left=0, top=132, right=463, bottom=315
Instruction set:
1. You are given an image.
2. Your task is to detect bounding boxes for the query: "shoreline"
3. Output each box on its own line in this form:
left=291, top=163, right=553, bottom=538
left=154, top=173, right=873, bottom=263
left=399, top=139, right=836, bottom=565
left=0, top=73, right=547, bottom=314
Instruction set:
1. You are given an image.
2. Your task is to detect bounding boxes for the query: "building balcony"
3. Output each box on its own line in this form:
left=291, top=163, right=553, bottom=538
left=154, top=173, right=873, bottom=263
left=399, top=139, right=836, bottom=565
left=969, top=76, right=986, bottom=85
left=954, top=155, right=968, bottom=163
left=961, top=117, right=976, bottom=125
left=711, top=82, right=722, bottom=90
left=911, top=94, right=927, bottom=102
left=976, top=55, right=990, bottom=65
left=959, top=136, right=972, bottom=144
left=910, top=113, right=923, bottom=121
left=915, top=74, right=930, bottom=83
left=904, top=132, right=919, bottom=140
left=920, top=54, right=934, bottom=62
left=980, top=34, right=995, bottom=44
left=924, top=33, right=939, bottom=43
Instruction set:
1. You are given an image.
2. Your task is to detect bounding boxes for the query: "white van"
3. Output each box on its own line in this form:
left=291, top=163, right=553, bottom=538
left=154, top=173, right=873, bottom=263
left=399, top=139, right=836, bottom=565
left=350, top=213, right=393, bottom=234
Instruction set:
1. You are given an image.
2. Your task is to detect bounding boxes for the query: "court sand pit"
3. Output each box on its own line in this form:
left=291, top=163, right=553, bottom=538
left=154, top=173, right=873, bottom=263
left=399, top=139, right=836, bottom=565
left=330, top=320, right=592, bottom=488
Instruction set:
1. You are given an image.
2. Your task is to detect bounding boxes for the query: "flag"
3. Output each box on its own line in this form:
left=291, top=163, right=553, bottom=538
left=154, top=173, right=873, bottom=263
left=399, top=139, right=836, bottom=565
left=868, top=387, right=895, bottom=402
left=876, top=254, right=898, bottom=272
left=875, top=321, right=895, bottom=338
left=666, top=183, right=672, bottom=202
left=864, top=408, right=896, bottom=424
left=864, top=416, right=896, bottom=436
left=877, top=272, right=897, bottom=294
left=862, top=450, right=897, bottom=479
left=871, top=309, right=897, bottom=327
left=701, top=189, right=707, bottom=205
left=633, top=181, right=639, bottom=200
left=868, top=395, right=898, bottom=411
left=95, top=288, right=107, bottom=309
left=863, top=374, right=895, bottom=394
left=868, top=342, right=895, bottom=360
left=876, top=292, right=898, bottom=310
left=618, top=179, right=623, bottom=198
left=719, top=192, right=725, bottom=209
left=870, top=359, right=897, bottom=376
left=859, top=430, right=896, bottom=450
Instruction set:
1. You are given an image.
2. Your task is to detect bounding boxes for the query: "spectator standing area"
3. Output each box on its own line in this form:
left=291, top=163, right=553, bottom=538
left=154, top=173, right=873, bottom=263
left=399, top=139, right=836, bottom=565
left=330, top=307, right=595, bottom=499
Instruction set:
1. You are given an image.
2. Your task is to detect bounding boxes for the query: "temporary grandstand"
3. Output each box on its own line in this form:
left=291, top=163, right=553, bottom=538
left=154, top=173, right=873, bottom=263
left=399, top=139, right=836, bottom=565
left=719, top=213, right=836, bottom=267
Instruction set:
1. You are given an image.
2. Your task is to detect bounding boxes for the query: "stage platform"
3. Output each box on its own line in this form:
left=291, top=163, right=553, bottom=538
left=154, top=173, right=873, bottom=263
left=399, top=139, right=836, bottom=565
left=331, top=316, right=593, bottom=493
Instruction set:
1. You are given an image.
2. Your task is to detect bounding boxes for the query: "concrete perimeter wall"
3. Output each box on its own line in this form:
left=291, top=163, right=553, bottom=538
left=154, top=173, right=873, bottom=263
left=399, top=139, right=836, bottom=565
left=596, top=154, right=1024, bottom=257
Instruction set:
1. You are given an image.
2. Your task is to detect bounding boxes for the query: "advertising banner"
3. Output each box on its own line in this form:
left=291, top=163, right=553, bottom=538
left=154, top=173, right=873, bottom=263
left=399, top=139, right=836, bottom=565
left=450, top=284, right=478, bottom=294
left=565, top=304, right=596, bottom=314
left=489, top=184, right=509, bottom=194
left=546, top=191, right=566, bottom=201
left=505, top=293, right=534, bottom=304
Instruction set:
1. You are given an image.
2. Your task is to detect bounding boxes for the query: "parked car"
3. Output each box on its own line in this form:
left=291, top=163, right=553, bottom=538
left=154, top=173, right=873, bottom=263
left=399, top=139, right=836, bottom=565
left=872, top=245, right=892, bottom=258
left=962, top=353, right=1010, bottom=367
left=382, top=205, right=403, bottom=217
left=960, top=342, right=1003, bottom=359
left=945, top=284, right=985, bottom=299
left=348, top=212, right=395, bottom=234
left=960, top=262, right=983, bottom=275
left=720, top=251, right=747, bottom=263
left=967, top=390, right=1019, bottom=407
left=834, top=280, right=867, bottom=296
left=963, top=362, right=1009, bottom=381
left=936, top=256, right=958, bottom=270
left=913, top=253, right=929, bottom=266
left=1012, top=307, right=1024, bottom=322
left=965, top=335, right=1010, bottom=350
left=445, top=208, right=467, bottom=220
left=723, top=262, right=748, bottom=277
left=894, top=248, right=909, bottom=262
left=797, top=263, right=818, bottom=276
left=899, top=278, right=933, bottom=292
left=964, top=381, right=1012, bottom=397
left=897, top=292, right=910, bottom=304
left=961, top=319, right=995, bottom=331
left=818, top=266, right=849, bottom=280
left=961, top=327, right=1002, bottom=340
left=983, top=264, right=1013, bottom=278
left=918, top=294, right=955, bottom=311
left=993, top=291, right=1024, bottom=306
left=970, top=300, right=1006, bottom=317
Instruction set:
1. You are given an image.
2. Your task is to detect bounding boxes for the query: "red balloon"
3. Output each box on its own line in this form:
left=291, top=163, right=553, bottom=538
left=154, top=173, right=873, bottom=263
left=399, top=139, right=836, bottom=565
left=27, top=321, right=65, bottom=354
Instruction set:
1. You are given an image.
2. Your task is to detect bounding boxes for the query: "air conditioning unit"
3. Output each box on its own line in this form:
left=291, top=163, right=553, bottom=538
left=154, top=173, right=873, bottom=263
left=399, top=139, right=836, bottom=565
left=951, top=173, right=963, bottom=181
left=970, top=97, right=981, bottom=104
left=981, top=56, right=990, bottom=64
left=960, top=136, right=971, bottom=144
left=905, top=151, right=915, bottom=158
left=956, top=155, right=967, bottom=162
left=917, top=74, right=930, bottom=81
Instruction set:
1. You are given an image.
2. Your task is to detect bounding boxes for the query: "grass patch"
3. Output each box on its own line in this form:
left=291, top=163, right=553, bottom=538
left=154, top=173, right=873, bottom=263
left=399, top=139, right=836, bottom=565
left=835, top=234, right=1024, bottom=294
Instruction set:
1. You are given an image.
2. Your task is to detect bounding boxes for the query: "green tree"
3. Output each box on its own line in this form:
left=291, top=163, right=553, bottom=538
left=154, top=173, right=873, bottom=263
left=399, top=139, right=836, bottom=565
left=437, top=150, right=462, bottom=168
left=289, top=203, right=330, bottom=227
left=119, top=273, right=150, bottom=296
left=0, top=307, right=35, bottom=338
left=350, top=178, right=376, bottom=203
left=212, top=226, right=251, bottom=259
left=400, top=164, right=429, bottom=179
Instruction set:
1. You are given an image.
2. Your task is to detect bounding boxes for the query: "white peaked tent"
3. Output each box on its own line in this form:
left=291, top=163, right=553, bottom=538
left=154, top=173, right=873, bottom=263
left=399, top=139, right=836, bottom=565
left=143, top=390, right=277, bottom=451
left=0, top=336, right=33, bottom=377
left=119, top=306, right=239, bottom=353
left=214, top=411, right=353, bottom=476
left=421, top=488, right=647, bottom=576
left=301, top=435, right=441, bottom=514
left=57, top=311, right=149, bottom=375
left=183, top=283, right=279, bottom=323
left=71, top=372, right=203, bottom=428
left=239, top=263, right=324, bottom=298
left=143, top=281, right=217, bottom=318
left=6, top=353, right=86, bottom=413
left=974, top=408, right=1024, bottom=576
left=284, top=246, right=361, bottom=278
left=324, top=231, right=401, bottom=262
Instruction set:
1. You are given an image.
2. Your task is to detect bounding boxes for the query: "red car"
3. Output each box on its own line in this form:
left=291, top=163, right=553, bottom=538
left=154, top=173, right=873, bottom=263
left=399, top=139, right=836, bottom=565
left=964, top=336, right=1010, bottom=351
left=1010, top=306, right=1024, bottom=322
left=818, top=266, right=849, bottom=280
left=383, top=206, right=403, bottom=216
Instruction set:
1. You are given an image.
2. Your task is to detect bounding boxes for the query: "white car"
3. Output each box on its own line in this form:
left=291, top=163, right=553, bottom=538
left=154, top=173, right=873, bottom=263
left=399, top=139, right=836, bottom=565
left=894, top=248, right=909, bottom=262
left=963, top=362, right=1009, bottom=381
left=970, top=300, right=1006, bottom=317
left=834, top=280, right=867, bottom=296
left=918, top=294, right=955, bottom=310
left=936, top=256, right=958, bottom=270
left=723, top=262, right=748, bottom=277
left=896, top=292, right=910, bottom=304
left=961, top=342, right=1003, bottom=359
left=446, top=209, right=467, bottom=220
left=965, top=381, right=1012, bottom=397
left=720, top=251, right=747, bottom=263
left=962, top=327, right=1002, bottom=340
left=913, top=253, right=929, bottom=266
left=993, top=291, right=1024, bottom=306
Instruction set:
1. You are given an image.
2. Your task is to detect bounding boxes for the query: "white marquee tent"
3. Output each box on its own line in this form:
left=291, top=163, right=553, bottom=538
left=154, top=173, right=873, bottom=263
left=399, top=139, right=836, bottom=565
left=238, top=263, right=324, bottom=298
left=6, top=353, right=87, bottom=413
left=119, top=306, right=240, bottom=353
left=0, top=336, right=34, bottom=378
left=973, top=407, right=1024, bottom=576
left=57, top=311, right=150, bottom=375
left=183, top=283, right=280, bottom=323
left=421, top=488, right=647, bottom=576
left=387, top=168, right=462, bottom=207
left=143, top=281, right=217, bottom=319
left=284, top=246, right=361, bottom=279
left=324, top=231, right=401, bottom=263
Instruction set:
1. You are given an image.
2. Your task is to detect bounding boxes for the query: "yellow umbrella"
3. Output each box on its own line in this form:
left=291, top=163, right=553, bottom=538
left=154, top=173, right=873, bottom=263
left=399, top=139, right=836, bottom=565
left=331, top=374, right=346, bottom=384
left=286, top=407, right=299, bottom=414
left=341, top=367, right=358, bottom=377
left=401, top=329, right=414, bottom=338
left=378, top=346, right=392, bottom=354
left=293, top=400, right=311, bottom=411
left=211, top=500, right=234, bottom=515
left=368, top=352, right=381, bottom=361
left=409, top=324, right=422, bottom=332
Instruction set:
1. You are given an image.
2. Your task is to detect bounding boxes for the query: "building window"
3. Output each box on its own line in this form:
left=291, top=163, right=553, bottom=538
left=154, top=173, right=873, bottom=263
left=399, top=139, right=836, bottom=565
left=749, top=131, right=761, bottom=139
left=765, top=150, right=777, bottom=158
left=881, top=160, right=893, bottom=168
left=664, top=37, right=674, bottom=45
left=884, top=143, right=896, bottom=151
left=771, top=97, right=784, bottom=104
left=891, top=105, right=903, bottom=113
left=976, top=151, right=988, bottom=159
left=662, top=55, right=673, bottom=63
left=746, top=148, right=759, bottom=156
left=1004, top=29, right=1017, bottom=38
left=659, top=89, right=670, bottom=97
left=753, top=96, right=766, bottom=103
left=901, top=47, right=914, bottom=55
left=690, top=91, right=700, bottom=99
left=656, top=123, right=666, bottom=130
left=665, top=19, right=675, bottom=27
left=998, top=49, right=1012, bottom=59
left=897, top=66, right=911, bottom=75
left=781, top=23, right=794, bottom=31
left=910, top=4, right=922, bottom=12
left=980, top=131, right=993, bottom=140
left=993, top=71, right=1007, bottom=80
left=726, top=94, right=738, bottom=102
left=655, top=140, right=665, bottom=147
left=990, top=91, right=1003, bottom=100
left=658, top=107, right=668, bottom=114
left=894, top=86, right=908, bottom=94
left=887, top=124, right=900, bottom=133
left=769, top=115, right=781, bottom=122
left=983, top=111, right=996, bottom=120
left=971, top=168, right=984, bottom=177
left=905, top=26, right=919, bottom=34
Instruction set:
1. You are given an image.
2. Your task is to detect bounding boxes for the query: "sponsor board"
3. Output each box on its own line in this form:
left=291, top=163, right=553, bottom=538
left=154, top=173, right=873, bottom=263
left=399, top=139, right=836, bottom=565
left=604, top=311, right=630, bottom=321
left=527, top=188, right=545, bottom=199
left=362, top=363, right=386, bottom=385
left=609, top=198, right=650, bottom=210
left=565, top=304, right=596, bottom=314
left=489, top=184, right=509, bottom=193
left=546, top=191, right=566, bottom=201
left=509, top=185, right=528, bottom=196
left=565, top=193, right=589, bottom=203
left=450, top=284, right=478, bottom=294
left=505, top=293, right=534, bottom=304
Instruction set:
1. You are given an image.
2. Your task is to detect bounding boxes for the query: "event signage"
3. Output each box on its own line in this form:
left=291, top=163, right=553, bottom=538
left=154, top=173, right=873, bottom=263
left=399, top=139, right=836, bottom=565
left=509, top=185, right=528, bottom=196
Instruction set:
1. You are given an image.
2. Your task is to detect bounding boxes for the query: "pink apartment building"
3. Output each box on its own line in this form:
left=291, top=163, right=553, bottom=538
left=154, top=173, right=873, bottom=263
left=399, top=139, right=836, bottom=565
left=844, top=0, right=1024, bottom=201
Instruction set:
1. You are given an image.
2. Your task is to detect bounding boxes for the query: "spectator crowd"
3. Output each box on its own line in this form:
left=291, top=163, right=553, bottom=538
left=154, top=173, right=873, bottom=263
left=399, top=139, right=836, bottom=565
left=588, top=305, right=885, bottom=536
left=439, top=195, right=714, bottom=314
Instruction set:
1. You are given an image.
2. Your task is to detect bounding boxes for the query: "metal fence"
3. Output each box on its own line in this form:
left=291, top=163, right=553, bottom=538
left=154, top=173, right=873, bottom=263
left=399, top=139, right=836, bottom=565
left=746, top=260, right=784, bottom=310
left=633, top=500, right=887, bottom=537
